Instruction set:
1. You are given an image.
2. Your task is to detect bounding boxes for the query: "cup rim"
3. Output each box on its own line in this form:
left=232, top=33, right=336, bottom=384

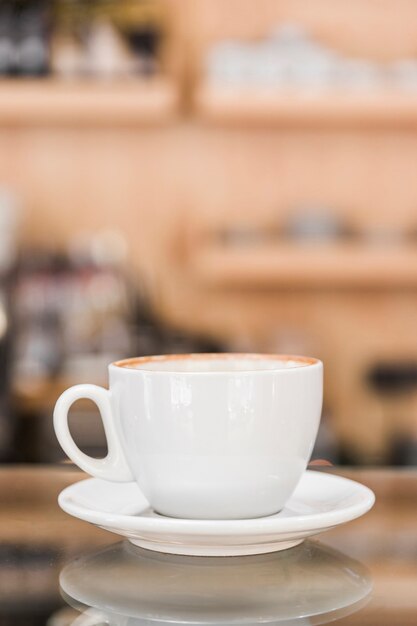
left=111, top=353, right=322, bottom=374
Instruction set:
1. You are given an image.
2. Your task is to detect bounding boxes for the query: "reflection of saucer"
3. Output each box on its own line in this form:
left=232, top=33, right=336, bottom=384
left=58, top=471, right=375, bottom=556
left=61, top=540, right=372, bottom=625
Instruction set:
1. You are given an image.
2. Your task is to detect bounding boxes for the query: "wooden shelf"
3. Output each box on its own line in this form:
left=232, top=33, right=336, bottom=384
left=193, top=242, right=417, bottom=289
left=195, top=82, right=417, bottom=128
left=0, top=78, right=179, bottom=126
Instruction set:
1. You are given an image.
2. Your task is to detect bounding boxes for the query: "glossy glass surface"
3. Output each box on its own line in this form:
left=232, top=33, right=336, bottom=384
left=0, top=467, right=416, bottom=625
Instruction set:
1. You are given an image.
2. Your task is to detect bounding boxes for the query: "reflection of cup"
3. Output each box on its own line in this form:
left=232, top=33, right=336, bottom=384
left=61, top=540, right=371, bottom=625
left=54, top=353, right=322, bottom=520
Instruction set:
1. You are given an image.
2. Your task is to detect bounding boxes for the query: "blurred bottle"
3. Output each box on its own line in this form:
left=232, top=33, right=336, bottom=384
left=111, top=0, right=165, bottom=76
left=50, top=0, right=87, bottom=78
left=84, top=16, right=136, bottom=78
left=0, top=2, right=14, bottom=76
left=283, top=206, right=351, bottom=242
left=14, top=250, right=66, bottom=382
left=368, top=361, right=417, bottom=465
left=14, top=234, right=134, bottom=385
left=51, top=0, right=165, bottom=79
left=14, top=0, right=51, bottom=76
left=0, top=188, right=19, bottom=461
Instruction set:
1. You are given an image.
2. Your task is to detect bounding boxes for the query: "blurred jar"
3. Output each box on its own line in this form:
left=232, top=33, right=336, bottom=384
left=51, top=0, right=87, bottom=78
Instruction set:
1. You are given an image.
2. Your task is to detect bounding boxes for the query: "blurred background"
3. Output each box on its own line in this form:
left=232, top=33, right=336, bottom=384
left=0, top=0, right=417, bottom=467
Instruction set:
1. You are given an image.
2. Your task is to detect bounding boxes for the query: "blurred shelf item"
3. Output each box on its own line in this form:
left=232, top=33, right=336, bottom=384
left=0, top=0, right=167, bottom=80
left=0, top=186, right=18, bottom=461
left=12, top=240, right=135, bottom=423
left=0, top=189, right=19, bottom=273
left=200, top=23, right=417, bottom=127
left=195, top=83, right=417, bottom=128
left=0, top=78, right=179, bottom=126
left=0, top=0, right=50, bottom=77
left=193, top=242, right=417, bottom=289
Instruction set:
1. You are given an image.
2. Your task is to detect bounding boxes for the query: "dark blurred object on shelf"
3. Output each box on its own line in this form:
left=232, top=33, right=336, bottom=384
left=0, top=0, right=166, bottom=79
left=127, top=23, right=160, bottom=76
left=367, top=361, right=417, bottom=465
left=14, top=232, right=222, bottom=391
left=209, top=205, right=353, bottom=249
left=113, top=0, right=165, bottom=76
left=12, top=234, right=136, bottom=464
left=0, top=189, right=19, bottom=462
left=13, top=244, right=132, bottom=386
left=390, top=437, right=417, bottom=466
left=51, top=0, right=165, bottom=79
left=0, top=0, right=50, bottom=77
left=204, top=205, right=417, bottom=252
left=0, top=2, right=14, bottom=75
left=368, top=362, right=417, bottom=395
left=12, top=231, right=224, bottom=463
left=283, top=206, right=352, bottom=242
left=15, top=0, right=50, bottom=76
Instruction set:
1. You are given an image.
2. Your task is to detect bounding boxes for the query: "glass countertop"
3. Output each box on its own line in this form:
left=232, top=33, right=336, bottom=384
left=0, top=466, right=416, bottom=625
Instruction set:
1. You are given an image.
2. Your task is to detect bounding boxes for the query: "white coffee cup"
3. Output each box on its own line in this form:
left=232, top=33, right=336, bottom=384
left=54, top=353, right=323, bottom=520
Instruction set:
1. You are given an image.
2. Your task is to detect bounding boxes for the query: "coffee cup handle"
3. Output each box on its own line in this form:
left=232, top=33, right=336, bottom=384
left=53, top=384, right=133, bottom=481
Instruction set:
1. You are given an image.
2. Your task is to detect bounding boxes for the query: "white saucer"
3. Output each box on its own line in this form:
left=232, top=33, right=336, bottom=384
left=58, top=471, right=374, bottom=557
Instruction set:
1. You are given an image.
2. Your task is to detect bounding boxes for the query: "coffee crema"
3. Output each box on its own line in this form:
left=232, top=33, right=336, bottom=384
left=114, top=353, right=319, bottom=373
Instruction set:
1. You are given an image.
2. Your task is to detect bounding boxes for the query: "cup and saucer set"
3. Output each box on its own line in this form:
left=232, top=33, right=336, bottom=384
left=54, top=353, right=375, bottom=557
